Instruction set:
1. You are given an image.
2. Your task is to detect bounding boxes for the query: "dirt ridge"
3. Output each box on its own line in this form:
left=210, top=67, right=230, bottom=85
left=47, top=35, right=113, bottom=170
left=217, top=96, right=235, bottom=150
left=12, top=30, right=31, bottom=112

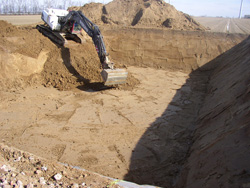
left=70, top=0, right=205, bottom=30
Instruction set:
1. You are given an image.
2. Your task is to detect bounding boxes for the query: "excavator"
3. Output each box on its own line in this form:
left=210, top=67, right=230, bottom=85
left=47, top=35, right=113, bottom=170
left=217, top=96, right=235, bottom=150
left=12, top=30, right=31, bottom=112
left=36, top=8, right=128, bottom=86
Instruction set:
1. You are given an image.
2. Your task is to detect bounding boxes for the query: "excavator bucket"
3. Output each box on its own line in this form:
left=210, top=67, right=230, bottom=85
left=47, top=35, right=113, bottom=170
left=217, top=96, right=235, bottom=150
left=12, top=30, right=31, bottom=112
left=101, top=68, right=128, bottom=85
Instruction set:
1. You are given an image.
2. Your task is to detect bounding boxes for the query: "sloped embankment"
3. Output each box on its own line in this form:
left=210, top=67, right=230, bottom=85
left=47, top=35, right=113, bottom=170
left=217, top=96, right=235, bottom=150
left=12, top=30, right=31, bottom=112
left=122, top=35, right=250, bottom=188
left=103, top=28, right=246, bottom=72
left=176, top=36, right=250, bottom=188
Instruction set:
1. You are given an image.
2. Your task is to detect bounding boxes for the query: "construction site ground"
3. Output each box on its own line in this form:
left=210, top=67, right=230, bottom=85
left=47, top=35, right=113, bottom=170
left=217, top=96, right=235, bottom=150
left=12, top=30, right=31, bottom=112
left=0, top=4, right=250, bottom=188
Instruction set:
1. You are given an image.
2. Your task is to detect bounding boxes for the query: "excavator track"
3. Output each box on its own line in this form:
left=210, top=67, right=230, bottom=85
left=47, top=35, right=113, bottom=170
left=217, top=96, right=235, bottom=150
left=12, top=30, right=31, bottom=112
left=64, top=33, right=82, bottom=44
left=36, top=25, right=65, bottom=46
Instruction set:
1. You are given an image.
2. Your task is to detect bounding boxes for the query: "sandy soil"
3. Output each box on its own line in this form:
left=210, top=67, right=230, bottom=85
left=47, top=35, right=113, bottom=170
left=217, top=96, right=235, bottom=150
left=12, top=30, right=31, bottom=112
left=0, top=1, right=250, bottom=187
left=0, top=143, right=121, bottom=188
left=0, top=66, right=190, bottom=180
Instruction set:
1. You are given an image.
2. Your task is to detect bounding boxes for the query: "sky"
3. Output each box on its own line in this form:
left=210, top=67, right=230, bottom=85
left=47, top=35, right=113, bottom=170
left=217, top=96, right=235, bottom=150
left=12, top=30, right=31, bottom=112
left=87, top=0, right=250, bottom=18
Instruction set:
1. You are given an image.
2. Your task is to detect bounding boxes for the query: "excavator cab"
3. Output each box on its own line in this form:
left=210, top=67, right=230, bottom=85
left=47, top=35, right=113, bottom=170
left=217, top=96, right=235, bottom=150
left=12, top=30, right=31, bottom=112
left=71, top=22, right=82, bottom=34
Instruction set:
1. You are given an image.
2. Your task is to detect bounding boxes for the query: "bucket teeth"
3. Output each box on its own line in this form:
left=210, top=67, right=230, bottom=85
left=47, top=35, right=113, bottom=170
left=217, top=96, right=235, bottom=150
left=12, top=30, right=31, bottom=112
left=101, top=69, right=128, bottom=85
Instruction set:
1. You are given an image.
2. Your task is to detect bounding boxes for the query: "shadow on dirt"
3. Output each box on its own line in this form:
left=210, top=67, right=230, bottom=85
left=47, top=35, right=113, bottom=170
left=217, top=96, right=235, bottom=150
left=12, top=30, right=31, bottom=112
left=124, top=37, right=250, bottom=187
left=123, top=64, right=213, bottom=187
left=60, top=46, right=113, bottom=92
left=123, top=54, right=221, bottom=187
left=77, top=83, right=114, bottom=92
left=60, top=46, right=90, bottom=84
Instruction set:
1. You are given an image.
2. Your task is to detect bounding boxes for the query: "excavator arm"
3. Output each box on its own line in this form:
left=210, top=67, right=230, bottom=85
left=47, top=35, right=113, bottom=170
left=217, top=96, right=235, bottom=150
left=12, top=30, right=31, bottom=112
left=59, top=10, right=110, bottom=68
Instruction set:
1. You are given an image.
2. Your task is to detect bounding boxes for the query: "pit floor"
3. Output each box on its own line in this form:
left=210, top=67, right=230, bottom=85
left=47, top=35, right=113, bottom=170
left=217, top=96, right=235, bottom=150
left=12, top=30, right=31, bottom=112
left=0, top=66, right=208, bottom=186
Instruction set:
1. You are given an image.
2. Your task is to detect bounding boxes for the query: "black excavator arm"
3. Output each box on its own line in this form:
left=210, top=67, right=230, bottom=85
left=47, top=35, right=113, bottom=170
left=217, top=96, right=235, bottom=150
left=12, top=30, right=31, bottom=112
left=58, top=10, right=109, bottom=68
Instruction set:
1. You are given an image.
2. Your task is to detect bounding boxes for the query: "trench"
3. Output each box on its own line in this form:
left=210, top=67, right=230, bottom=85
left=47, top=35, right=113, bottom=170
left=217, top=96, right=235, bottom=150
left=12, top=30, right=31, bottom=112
left=0, top=27, right=249, bottom=187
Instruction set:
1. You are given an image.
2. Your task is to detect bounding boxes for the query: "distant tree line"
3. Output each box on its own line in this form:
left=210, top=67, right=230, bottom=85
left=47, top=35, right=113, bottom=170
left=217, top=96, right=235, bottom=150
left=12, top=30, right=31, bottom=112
left=0, top=0, right=92, bottom=15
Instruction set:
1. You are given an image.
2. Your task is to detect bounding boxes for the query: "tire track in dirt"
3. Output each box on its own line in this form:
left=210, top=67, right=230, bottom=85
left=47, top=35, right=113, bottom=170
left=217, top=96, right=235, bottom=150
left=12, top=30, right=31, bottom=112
left=231, top=19, right=250, bottom=34
left=195, top=16, right=250, bottom=34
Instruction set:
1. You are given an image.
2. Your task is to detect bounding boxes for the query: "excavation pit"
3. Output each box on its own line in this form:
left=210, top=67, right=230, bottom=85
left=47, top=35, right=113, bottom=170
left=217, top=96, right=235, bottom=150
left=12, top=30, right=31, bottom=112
left=0, top=19, right=249, bottom=188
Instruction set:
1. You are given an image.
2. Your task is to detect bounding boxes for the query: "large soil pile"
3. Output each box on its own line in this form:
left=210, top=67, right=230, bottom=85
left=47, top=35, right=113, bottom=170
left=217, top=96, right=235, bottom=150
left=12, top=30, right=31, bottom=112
left=0, top=20, right=134, bottom=91
left=0, top=20, right=50, bottom=90
left=71, top=0, right=205, bottom=30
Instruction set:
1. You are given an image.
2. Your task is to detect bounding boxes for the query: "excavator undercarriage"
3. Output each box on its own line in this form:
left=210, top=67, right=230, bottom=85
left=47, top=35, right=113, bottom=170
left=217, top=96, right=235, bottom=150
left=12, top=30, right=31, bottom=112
left=36, top=25, right=65, bottom=46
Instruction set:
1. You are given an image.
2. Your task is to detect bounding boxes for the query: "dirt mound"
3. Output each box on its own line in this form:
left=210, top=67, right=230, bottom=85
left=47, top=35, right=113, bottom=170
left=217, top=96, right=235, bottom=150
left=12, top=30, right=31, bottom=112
left=0, top=20, right=138, bottom=91
left=72, top=0, right=205, bottom=30
left=0, top=20, right=51, bottom=91
left=0, top=20, right=18, bottom=34
left=41, top=44, right=102, bottom=91
left=71, top=3, right=104, bottom=25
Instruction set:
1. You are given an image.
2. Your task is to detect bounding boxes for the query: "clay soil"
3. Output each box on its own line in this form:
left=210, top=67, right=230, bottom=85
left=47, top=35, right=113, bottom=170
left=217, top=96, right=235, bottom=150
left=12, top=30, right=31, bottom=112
left=0, top=1, right=250, bottom=187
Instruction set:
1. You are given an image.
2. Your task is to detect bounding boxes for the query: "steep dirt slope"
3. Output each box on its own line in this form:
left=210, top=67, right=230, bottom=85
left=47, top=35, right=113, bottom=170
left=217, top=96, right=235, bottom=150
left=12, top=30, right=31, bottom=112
left=71, top=0, right=205, bottom=30
left=0, top=20, right=106, bottom=91
left=123, top=36, right=250, bottom=188
left=0, top=20, right=50, bottom=91
left=102, top=28, right=246, bottom=72
left=176, top=37, right=250, bottom=188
